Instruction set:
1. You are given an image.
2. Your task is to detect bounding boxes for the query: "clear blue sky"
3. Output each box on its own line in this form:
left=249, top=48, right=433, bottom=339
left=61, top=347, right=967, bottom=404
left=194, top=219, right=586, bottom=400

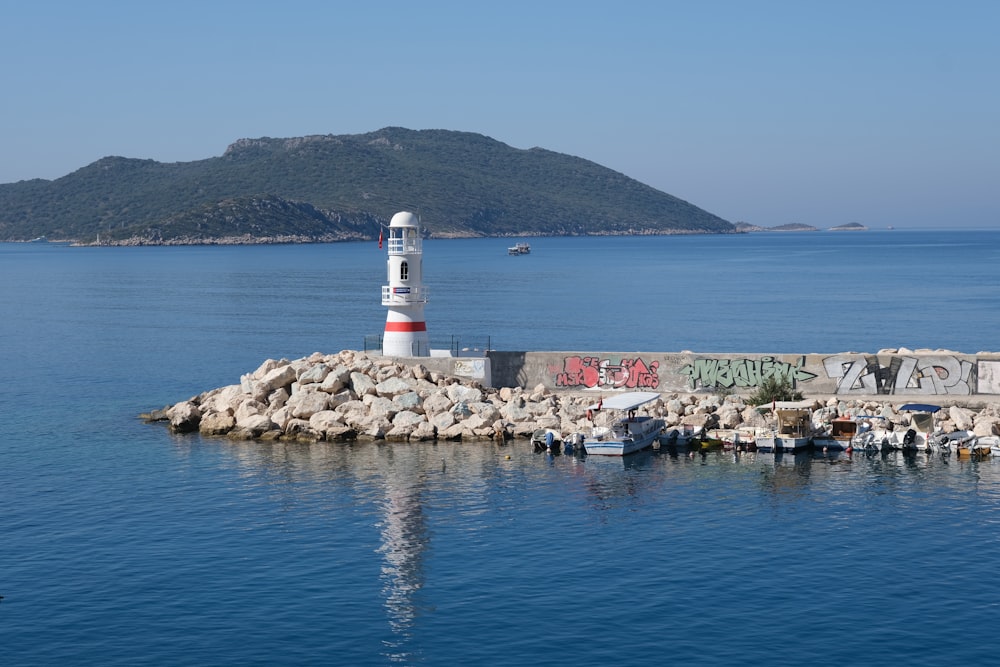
left=2, top=0, right=997, bottom=228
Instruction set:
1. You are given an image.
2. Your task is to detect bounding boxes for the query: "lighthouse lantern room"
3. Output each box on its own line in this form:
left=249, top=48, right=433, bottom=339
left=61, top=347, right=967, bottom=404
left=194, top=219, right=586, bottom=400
left=381, top=211, right=430, bottom=357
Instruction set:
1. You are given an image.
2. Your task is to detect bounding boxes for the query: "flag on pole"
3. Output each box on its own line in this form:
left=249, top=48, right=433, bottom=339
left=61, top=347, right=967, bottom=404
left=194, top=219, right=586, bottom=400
left=378, top=227, right=383, bottom=249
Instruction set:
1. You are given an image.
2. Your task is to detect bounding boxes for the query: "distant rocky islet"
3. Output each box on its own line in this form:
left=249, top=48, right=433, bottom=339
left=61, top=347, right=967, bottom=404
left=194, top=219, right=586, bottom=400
left=734, top=221, right=869, bottom=232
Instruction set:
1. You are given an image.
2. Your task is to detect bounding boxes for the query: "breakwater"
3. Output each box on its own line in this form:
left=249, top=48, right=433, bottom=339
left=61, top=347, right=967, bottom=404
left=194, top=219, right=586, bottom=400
left=488, top=349, right=1000, bottom=398
left=146, top=350, right=1000, bottom=443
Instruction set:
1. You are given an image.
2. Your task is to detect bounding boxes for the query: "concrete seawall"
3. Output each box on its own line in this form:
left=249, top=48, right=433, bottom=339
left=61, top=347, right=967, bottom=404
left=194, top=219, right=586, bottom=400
left=487, top=349, right=1000, bottom=404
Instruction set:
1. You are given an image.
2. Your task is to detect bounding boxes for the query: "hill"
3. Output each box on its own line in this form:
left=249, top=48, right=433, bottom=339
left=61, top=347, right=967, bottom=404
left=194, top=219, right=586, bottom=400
left=0, top=128, right=733, bottom=244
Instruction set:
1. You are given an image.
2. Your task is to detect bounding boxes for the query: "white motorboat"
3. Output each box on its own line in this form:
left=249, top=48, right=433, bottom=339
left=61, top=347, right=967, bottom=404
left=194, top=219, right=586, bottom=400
left=659, top=423, right=702, bottom=448
left=582, top=392, right=664, bottom=456
left=562, top=431, right=585, bottom=454
left=854, top=405, right=942, bottom=452
left=849, top=416, right=892, bottom=451
left=754, top=401, right=814, bottom=453
left=895, top=403, right=942, bottom=452
left=936, top=429, right=977, bottom=454
left=972, top=435, right=1000, bottom=456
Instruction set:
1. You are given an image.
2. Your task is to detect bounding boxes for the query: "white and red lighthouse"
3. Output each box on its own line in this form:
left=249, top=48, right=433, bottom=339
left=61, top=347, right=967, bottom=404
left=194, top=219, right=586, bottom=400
left=381, top=211, right=430, bottom=357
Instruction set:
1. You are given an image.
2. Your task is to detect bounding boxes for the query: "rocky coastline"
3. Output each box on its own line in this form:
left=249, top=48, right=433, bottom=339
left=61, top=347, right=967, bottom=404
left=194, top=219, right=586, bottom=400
left=145, top=350, right=1000, bottom=444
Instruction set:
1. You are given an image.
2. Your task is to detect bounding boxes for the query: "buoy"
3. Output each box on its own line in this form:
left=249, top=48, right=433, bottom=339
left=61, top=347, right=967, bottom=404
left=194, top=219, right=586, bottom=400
left=505, top=455, right=511, bottom=460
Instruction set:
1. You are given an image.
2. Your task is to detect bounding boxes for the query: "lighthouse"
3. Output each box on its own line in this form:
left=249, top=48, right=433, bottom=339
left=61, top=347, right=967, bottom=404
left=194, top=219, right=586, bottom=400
left=381, top=211, right=431, bottom=357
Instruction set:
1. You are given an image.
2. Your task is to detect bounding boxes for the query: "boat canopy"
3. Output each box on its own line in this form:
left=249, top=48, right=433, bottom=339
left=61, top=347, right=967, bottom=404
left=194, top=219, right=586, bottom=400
left=899, top=403, right=941, bottom=413
left=587, top=391, right=661, bottom=411
left=754, top=399, right=814, bottom=412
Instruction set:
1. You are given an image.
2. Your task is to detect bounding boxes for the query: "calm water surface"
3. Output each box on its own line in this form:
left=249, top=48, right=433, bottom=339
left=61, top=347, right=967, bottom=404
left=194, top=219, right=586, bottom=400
left=3, top=231, right=1000, bottom=665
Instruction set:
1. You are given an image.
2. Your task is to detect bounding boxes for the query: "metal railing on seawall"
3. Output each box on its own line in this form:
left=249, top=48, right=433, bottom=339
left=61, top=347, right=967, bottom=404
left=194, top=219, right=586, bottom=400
left=363, top=334, right=492, bottom=356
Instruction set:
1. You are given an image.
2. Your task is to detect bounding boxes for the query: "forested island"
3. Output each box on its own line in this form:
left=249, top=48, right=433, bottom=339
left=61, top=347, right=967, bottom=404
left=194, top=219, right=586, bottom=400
left=0, top=128, right=734, bottom=245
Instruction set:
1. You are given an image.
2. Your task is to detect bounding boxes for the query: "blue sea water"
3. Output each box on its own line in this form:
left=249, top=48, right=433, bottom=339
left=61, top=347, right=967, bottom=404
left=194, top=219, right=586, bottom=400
left=3, top=230, right=1000, bottom=666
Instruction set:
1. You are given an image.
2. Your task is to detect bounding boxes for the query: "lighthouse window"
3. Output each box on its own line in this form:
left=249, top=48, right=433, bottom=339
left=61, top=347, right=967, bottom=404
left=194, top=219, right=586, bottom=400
left=400, top=261, right=409, bottom=281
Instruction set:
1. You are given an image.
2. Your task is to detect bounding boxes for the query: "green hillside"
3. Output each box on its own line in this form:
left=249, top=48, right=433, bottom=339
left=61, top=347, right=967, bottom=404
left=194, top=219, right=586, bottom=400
left=0, top=127, right=733, bottom=243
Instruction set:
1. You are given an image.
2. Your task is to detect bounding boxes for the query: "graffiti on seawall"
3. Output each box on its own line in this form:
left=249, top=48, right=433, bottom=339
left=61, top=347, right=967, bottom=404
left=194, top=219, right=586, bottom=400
left=678, top=356, right=817, bottom=390
left=453, top=358, right=486, bottom=380
left=551, top=355, right=660, bottom=389
left=979, top=360, right=1000, bottom=394
left=824, top=353, right=976, bottom=395
left=542, top=351, right=1000, bottom=396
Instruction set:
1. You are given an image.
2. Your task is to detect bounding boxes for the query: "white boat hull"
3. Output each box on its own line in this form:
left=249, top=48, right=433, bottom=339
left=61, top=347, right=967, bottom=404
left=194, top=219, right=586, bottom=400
left=936, top=430, right=976, bottom=452
left=974, top=435, right=1000, bottom=455
left=658, top=426, right=702, bottom=448
left=584, top=417, right=664, bottom=456
left=584, top=431, right=660, bottom=456
left=755, top=436, right=811, bottom=453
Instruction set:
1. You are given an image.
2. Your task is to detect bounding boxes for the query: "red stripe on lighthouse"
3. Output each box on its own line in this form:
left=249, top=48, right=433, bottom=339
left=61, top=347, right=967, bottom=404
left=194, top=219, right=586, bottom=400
left=384, top=321, right=427, bottom=332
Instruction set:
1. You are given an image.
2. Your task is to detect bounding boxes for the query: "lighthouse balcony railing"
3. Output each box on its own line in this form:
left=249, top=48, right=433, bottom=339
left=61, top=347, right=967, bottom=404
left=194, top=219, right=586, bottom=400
left=387, top=237, right=422, bottom=255
left=382, top=285, right=429, bottom=305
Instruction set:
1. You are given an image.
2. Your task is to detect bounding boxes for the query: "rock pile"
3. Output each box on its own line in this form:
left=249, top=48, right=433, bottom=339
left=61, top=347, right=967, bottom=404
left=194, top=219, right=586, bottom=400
left=146, top=350, right=1000, bottom=443
left=149, top=350, right=590, bottom=443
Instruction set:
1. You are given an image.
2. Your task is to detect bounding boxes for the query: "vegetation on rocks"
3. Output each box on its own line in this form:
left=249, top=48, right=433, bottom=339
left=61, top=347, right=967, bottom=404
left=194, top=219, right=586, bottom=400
left=748, top=376, right=804, bottom=405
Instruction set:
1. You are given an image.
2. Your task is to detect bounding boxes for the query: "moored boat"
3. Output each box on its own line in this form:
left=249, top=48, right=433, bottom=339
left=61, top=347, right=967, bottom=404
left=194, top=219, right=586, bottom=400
left=531, top=428, right=562, bottom=453
left=849, top=416, right=893, bottom=451
left=582, top=392, right=664, bottom=456
left=895, top=403, right=942, bottom=452
left=972, top=435, right=1000, bottom=457
left=562, top=431, right=585, bottom=454
left=937, top=429, right=977, bottom=455
left=857, top=404, right=942, bottom=452
left=754, top=401, right=814, bottom=453
left=659, top=423, right=702, bottom=448
left=813, top=416, right=861, bottom=451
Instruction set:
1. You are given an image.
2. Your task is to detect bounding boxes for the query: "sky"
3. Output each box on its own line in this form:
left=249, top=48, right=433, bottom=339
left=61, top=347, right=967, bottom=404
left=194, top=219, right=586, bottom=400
left=1, top=0, right=997, bottom=229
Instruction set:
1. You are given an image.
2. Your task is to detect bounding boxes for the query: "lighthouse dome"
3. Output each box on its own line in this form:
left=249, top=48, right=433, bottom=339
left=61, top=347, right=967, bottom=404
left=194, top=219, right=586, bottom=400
left=390, top=211, right=419, bottom=228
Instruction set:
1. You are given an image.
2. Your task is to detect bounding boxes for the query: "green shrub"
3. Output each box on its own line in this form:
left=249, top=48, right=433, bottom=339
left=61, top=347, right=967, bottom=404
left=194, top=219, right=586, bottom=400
left=748, top=375, right=803, bottom=406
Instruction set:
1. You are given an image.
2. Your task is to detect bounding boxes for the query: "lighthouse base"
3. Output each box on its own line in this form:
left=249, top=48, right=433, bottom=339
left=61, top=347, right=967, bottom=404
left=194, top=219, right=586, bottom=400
left=382, top=333, right=431, bottom=357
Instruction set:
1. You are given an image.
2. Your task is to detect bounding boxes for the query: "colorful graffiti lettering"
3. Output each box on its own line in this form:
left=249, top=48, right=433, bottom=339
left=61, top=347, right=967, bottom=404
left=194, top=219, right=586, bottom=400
left=823, top=354, right=975, bottom=395
left=678, top=356, right=817, bottom=390
left=551, top=355, right=660, bottom=389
